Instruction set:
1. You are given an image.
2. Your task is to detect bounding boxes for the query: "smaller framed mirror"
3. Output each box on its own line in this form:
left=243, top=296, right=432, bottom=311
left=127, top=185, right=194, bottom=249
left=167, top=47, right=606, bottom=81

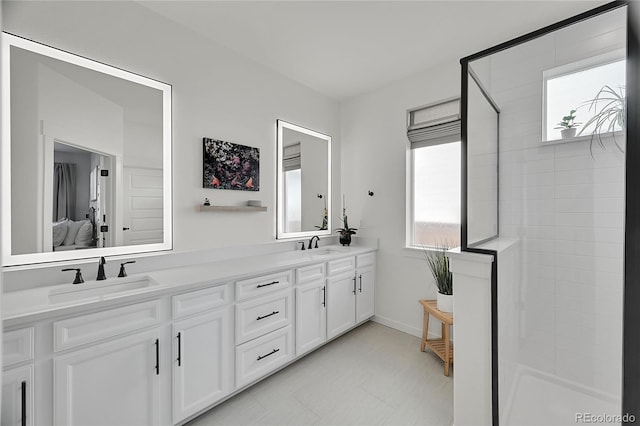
left=276, top=120, right=331, bottom=239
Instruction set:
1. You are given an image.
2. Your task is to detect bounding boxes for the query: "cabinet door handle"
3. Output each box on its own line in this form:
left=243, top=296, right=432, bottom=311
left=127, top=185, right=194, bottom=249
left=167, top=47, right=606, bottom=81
left=21, top=380, right=26, bottom=426
left=154, top=339, right=160, bottom=375
left=359, top=274, right=363, bottom=293
left=257, top=280, right=279, bottom=288
left=322, top=286, right=326, bottom=307
left=256, top=311, right=279, bottom=321
left=257, top=348, right=280, bottom=361
left=177, top=332, right=182, bottom=367
left=352, top=277, right=357, bottom=295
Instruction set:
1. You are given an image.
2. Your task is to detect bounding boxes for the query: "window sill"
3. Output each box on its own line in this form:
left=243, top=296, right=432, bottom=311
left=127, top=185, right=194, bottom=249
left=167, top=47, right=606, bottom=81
left=541, top=130, right=625, bottom=146
left=403, top=245, right=456, bottom=260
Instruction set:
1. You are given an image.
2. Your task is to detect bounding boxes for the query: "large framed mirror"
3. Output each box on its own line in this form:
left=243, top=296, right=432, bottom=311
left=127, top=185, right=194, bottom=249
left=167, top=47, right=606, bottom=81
left=1, top=33, right=172, bottom=266
left=276, top=120, right=331, bottom=239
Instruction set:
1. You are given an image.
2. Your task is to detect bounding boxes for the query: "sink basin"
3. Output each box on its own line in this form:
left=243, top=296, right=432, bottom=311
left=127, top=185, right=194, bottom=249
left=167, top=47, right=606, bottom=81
left=49, top=275, right=158, bottom=303
left=308, top=248, right=346, bottom=258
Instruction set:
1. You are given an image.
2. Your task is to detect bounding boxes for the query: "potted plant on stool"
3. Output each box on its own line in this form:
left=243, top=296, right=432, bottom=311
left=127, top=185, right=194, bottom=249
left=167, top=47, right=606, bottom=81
left=424, top=245, right=453, bottom=312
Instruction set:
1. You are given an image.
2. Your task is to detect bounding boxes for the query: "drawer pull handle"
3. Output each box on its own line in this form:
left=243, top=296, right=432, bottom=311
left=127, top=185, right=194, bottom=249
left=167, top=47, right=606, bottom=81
left=257, top=348, right=280, bottom=361
left=177, top=332, right=182, bottom=367
left=359, top=275, right=363, bottom=293
left=322, top=286, right=326, bottom=307
left=257, top=311, right=279, bottom=321
left=352, top=277, right=357, bottom=295
left=21, top=380, right=26, bottom=426
left=154, top=339, right=160, bottom=375
left=257, top=280, right=279, bottom=288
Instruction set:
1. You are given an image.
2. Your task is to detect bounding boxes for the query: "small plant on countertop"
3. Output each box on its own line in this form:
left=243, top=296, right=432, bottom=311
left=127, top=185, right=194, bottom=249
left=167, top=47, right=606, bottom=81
left=335, top=207, right=357, bottom=246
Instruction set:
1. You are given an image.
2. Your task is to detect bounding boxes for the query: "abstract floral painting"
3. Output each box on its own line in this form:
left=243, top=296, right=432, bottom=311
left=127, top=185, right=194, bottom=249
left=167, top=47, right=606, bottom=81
left=203, top=138, right=260, bottom=191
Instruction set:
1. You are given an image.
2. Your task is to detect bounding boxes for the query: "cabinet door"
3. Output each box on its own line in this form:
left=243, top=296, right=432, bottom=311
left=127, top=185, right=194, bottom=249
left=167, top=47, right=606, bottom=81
left=54, top=329, right=161, bottom=426
left=356, top=266, right=375, bottom=323
left=295, top=279, right=327, bottom=356
left=326, top=272, right=356, bottom=339
left=173, top=307, right=232, bottom=424
left=2, top=365, right=34, bottom=426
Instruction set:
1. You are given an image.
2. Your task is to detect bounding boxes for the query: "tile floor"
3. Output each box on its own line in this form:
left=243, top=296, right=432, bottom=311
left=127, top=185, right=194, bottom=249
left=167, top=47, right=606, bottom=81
left=187, top=321, right=453, bottom=426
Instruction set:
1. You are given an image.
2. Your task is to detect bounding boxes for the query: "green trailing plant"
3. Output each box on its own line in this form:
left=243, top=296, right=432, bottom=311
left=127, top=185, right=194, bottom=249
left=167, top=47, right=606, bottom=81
left=422, top=245, right=452, bottom=296
left=578, top=85, right=626, bottom=154
left=555, top=109, right=581, bottom=129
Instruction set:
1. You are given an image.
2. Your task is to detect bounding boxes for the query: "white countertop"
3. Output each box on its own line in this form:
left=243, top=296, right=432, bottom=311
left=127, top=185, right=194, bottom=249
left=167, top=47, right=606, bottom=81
left=3, top=244, right=376, bottom=326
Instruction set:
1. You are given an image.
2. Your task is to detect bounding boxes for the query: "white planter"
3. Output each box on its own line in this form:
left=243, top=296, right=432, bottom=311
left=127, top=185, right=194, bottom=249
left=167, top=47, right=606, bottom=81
left=437, top=292, right=453, bottom=313
left=561, top=128, right=577, bottom=139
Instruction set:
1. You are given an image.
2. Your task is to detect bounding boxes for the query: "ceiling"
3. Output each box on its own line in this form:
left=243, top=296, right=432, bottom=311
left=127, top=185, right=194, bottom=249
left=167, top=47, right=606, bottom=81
left=139, top=1, right=610, bottom=101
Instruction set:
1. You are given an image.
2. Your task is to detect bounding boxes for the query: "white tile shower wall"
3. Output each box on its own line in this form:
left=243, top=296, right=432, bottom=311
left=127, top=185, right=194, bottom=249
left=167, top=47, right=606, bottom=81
left=490, top=9, right=625, bottom=398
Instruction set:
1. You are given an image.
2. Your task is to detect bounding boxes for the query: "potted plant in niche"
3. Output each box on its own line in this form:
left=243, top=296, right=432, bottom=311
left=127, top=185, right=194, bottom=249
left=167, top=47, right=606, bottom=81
left=555, top=109, right=581, bottom=139
left=335, top=207, right=357, bottom=246
left=423, top=245, right=453, bottom=313
left=578, top=85, right=626, bottom=154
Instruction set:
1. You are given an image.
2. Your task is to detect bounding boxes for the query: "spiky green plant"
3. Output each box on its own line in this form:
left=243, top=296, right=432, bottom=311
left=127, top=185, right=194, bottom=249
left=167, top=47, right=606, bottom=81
left=578, top=85, right=626, bottom=154
left=423, top=246, right=452, bottom=295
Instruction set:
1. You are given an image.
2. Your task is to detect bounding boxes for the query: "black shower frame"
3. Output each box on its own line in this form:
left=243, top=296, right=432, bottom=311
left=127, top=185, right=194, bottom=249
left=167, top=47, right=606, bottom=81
left=459, top=1, right=637, bottom=424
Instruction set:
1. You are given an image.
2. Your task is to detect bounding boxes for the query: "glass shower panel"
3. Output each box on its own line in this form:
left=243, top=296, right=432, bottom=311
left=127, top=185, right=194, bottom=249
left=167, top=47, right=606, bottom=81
left=466, top=7, right=626, bottom=425
left=467, top=63, right=499, bottom=247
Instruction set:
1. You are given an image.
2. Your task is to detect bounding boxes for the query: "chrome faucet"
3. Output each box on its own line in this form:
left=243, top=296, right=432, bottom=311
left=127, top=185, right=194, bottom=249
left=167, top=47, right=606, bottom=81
left=97, top=257, right=107, bottom=281
left=308, top=235, right=320, bottom=249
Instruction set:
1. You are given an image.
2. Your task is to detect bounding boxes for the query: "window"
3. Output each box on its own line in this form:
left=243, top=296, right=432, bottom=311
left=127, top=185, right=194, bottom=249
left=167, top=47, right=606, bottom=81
left=407, top=99, right=461, bottom=249
left=544, top=50, right=625, bottom=141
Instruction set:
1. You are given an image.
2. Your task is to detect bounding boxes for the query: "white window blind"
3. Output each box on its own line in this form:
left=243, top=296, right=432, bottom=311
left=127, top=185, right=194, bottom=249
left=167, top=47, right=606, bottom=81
left=283, top=143, right=301, bottom=171
left=408, top=98, right=461, bottom=148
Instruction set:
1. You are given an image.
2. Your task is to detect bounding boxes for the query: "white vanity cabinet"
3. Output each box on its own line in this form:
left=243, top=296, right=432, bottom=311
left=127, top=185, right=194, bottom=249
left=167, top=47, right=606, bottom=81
left=355, top=253, right=376, bottom=323
left=234, top=271, right=293, bottom=388
left=52, top=300, right=164, bottom=426
left=2, top=246, right=377, bottom=426
left=172, top=285, right=233, bottom=424
left=295, top=263, right=327, bottom=356
left=54, top=328, right=163, bottom=426
left=2, top=328, right=35, bottom=426
left=326, top=254, right=375, bottom=340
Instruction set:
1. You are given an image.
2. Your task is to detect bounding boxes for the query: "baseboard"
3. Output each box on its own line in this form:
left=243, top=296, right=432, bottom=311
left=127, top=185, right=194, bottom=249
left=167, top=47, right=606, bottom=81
left=372, top=314, right=422, bottom=338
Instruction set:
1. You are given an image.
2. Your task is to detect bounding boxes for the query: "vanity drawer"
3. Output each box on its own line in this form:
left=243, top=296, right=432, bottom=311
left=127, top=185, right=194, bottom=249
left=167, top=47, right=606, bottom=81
left=357, top=252, right=376, bottom=268
left=235, top=271, right=292, bottom=301
left=327, top=256, right=355, bottom=276
left=296, top=263, right=325, bottom=284
left=173, top=283, right=231, bottom=319
left=53, top=299, right=162, bottom=352
left=3, top=327, right=34, bottom=367
left=236, top=290, right=292, bottom=344
left=235, top=325, right=293, bottom=388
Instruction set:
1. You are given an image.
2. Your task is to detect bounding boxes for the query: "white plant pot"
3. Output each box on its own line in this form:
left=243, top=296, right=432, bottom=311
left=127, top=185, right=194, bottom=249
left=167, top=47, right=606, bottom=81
left=437, top=292, right=453, bottom=313
left=561, top=128, right=577, bottom=139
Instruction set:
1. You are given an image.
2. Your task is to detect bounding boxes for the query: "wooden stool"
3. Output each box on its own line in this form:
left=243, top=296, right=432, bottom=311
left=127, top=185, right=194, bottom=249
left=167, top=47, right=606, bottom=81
left=419, top=299, right=453, bottom=376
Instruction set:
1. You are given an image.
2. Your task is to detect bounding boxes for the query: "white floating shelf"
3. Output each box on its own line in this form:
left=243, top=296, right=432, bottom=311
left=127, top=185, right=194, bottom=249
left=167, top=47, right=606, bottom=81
left=199, top=205, right=267, bottom=212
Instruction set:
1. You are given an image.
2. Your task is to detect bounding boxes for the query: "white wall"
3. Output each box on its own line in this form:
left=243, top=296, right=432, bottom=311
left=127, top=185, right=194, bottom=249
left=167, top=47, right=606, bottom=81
left=2, top=0, right=341, bottom=253
left=340, top=61, right=459, bottom=336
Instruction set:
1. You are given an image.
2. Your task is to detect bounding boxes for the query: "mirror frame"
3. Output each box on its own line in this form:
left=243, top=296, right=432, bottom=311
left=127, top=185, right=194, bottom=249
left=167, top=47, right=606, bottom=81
left=276, top=120, right=331, bottom=240
left=1, top=33, right=173, bottom=266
